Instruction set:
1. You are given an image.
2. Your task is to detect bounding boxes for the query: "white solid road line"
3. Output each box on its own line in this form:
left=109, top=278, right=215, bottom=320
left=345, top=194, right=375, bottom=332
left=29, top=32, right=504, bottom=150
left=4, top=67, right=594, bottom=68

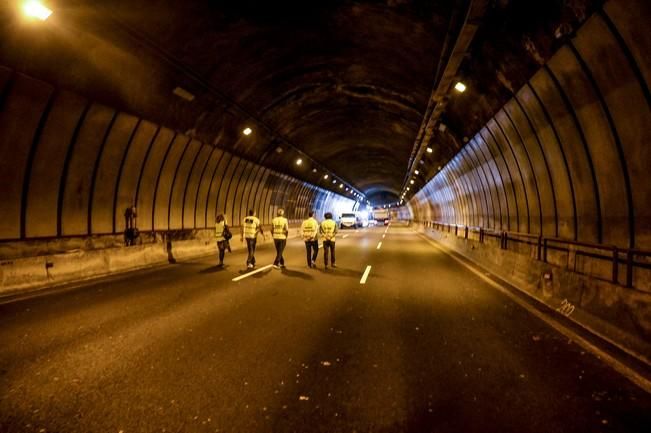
left=376, top=242, right=382, bottom=250
left=360, top=265, right=372, bottom=284
left=416, top=232, right=651, bottom=394
left=231, top=264, right=274, bottom=282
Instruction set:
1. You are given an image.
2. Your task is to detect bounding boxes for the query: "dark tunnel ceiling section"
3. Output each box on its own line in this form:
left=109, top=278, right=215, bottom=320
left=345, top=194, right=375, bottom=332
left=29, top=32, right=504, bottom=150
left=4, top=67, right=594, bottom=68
left=105, top=0, right=454, bottom=197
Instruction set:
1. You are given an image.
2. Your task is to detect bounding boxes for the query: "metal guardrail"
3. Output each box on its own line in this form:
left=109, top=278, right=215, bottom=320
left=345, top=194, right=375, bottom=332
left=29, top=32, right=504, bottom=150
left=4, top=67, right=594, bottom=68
left=423, top=221, right=651, bottom=290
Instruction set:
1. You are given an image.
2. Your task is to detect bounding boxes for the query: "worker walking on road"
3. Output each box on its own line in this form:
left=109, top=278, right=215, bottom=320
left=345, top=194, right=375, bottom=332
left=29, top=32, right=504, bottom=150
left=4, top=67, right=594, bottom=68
left=214, top=214, right=231, bottom=267
left=241, top=210, right=264, bottom=269
left=301, top=211, right=320, bottom=268
left=272, top=209, right=289, bottom=269
left=320, top=212, right=337, bottom=268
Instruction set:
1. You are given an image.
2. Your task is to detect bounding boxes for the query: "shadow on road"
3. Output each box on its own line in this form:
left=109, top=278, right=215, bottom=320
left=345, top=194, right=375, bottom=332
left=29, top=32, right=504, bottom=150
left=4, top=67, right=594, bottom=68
left=281, top=268, right=314, bottom=280
left=199, top=265, right=228, bottom=274
left=319, top=267, right=362, bottom=279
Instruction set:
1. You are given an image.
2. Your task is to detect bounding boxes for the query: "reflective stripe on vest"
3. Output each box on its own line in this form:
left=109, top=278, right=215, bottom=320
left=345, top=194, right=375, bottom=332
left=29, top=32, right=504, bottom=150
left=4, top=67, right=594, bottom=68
left=215, top=221, right=225, bottom=240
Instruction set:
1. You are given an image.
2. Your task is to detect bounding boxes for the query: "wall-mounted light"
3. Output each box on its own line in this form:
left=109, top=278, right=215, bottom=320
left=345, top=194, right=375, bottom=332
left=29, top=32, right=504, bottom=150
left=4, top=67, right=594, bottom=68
left=22, top=1, right=52, bottom=20
left=242, top=127, right=252, bottom=136
left=426, top=147, right=433, bottom=153
left=454, top=81, right=467, bottom=93
left=295, top=158, right=302, bottom=166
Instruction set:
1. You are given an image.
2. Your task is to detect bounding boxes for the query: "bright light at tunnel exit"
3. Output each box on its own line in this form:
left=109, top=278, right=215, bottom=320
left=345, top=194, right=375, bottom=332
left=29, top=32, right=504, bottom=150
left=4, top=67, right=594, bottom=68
left=22, top=1, right=52, bottom=20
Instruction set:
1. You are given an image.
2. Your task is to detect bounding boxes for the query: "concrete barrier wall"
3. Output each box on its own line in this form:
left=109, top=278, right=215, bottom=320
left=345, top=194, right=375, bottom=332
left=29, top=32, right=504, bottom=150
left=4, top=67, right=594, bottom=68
left=410, top=0, right=651, bottom=251
left=419, top=226, right=651, bottom=362
left=0, top=70, right=356, bottom=247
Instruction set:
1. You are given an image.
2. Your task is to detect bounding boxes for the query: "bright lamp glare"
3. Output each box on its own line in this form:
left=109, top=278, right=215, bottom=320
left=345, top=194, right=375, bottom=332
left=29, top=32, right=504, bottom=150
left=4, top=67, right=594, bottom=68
left=296, top=158, right=302, bottom=166
left=324, top=174, right=329, bottom=179
left=414, top=170, right=419, bottom=175
left=410, top=180, right=415, bottom=184
left=426, top=147, right=433, bottom=153
left=339, top=184, right=344, bottom=189
left=454, top=82, right=467, bottom=92
left=242, top=127, right=252, bottom=136
left=23, top=1, right=52, bottom=20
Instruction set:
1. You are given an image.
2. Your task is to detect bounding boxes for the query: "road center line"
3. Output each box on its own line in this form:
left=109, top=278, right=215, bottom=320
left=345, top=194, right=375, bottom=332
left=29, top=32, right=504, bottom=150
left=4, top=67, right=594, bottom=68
left=376, top=241, right=382, bottom=250
left=360, top=265, right=372, bottom=284
left=232, top=264, right=274, bottom=282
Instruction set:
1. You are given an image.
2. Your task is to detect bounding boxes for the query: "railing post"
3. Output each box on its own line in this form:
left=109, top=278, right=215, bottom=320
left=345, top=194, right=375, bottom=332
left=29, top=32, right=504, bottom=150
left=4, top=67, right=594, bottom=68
left=536, top=235, right=542, bottom=261
left=612, top=247, right=619, bottom=285
left=455, top=225, right=458, bottom=236
left=626, top=250, right=634, bottom=288
left=543, top=238, right=548, bottom=262
left=479, top=228, right=484, bottom=243
left=465, top=226, right=468, bottom=239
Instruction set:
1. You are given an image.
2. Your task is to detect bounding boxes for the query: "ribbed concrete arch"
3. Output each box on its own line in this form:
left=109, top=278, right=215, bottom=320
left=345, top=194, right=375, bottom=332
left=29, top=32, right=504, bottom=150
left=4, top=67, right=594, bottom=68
left=410, top=4, right=651, bottom=250
left=0, top=69, right=355, bottom=243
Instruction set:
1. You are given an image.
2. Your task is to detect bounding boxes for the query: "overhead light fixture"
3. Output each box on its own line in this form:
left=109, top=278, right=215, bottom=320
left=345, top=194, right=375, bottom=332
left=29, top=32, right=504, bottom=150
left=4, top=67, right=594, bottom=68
left=22, top=1, right=52, bottom=20
left=414, top=170, right=419, bottom=175
left=332, top=180, right=337, bottom=184
left=242, top=127, right=252, bottom=136
left=172, top=87, right=195, bottom=101
left=406, top=187, right=410, bottom=191
left=324, top=174, right=329, bottom=179
left=454, top=82, right=467, bottom=93
left=296, top=158, right=302, bottom=166
left=339, top=184, right=344, bottom=189
left=410, top=180, right=415, bottom=184
left=312, top=168, right=317, bottom=173
left=426, top=147, right=433, bottom=153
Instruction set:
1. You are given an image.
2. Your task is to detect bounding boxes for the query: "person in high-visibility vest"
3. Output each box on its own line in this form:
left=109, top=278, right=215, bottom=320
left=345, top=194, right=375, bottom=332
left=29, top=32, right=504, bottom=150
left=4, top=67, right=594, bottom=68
left=320, top=212, right=338, bottom=268
left=301, top=211, right=320, bottom=268
left=214, top=213, right=231, bottom=267
left=240, top=209, right=265, bottom=269
left=271, top=208, right=289, bottom=269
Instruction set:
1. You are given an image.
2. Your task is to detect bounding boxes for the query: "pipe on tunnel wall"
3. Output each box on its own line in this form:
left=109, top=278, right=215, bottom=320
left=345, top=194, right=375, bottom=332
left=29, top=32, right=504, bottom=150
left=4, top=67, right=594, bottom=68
left=410, top=0, right=651, bottom=250
left=0, top=67, right=356, bottom=248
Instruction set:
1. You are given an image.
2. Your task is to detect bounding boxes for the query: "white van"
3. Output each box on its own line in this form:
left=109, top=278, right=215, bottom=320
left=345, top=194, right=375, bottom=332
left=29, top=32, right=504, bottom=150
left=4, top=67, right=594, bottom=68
left=340, top=212, right=358, bottom=229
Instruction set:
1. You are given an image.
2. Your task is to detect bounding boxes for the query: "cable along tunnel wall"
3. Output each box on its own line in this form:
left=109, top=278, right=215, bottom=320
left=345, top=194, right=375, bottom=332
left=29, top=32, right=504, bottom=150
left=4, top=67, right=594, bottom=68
left=0, top=66, right=357, bottom=260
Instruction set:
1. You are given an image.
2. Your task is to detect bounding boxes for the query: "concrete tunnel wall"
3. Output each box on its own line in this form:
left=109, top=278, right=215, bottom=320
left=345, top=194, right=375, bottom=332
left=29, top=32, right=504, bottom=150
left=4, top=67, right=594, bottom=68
left=409, top=0, right=651, bottom=251
left=0, top=66, right=357, bottom=253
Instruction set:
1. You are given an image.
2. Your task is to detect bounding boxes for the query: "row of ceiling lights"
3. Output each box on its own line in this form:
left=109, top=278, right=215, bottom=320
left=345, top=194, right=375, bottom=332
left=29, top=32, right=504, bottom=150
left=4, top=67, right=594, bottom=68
left=399, top=80, right=466, bottom=204
left=242, top=127, right=365, bottom=201
left=19, top=3, right=367, bottom=202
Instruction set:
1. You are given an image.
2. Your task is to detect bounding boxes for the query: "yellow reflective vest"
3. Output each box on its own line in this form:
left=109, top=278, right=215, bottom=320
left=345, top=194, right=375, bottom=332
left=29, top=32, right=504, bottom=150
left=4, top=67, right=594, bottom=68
left=320, top=219, right=337, bottom=241
left=215, top=221, right=226, bottom=241
left=272, top=216, right=289, bottom=240
left=301, top=217, right=319, bottom=241
left=242, top=216, right=261, bottom=239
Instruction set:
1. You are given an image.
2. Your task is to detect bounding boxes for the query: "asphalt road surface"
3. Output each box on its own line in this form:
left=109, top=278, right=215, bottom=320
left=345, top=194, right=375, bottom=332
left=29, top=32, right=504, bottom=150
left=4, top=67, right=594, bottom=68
left=1, top=223, right=650, bottom=433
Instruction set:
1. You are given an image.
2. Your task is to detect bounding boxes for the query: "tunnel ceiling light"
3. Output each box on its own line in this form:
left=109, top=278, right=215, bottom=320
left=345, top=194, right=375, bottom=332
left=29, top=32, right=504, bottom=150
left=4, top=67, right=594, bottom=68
left=172, top=86, right=195, bottom=101
left=312, top=168, right=317, bottom=173
left=339, top=184, right=344, bottom=189
left=295, top=158, right=302, bottom=166
left=406, top=187, right=410, bottom=191
left=414, top=170, right=419, bottom=175
left=454, top=81, right=467, bottom=93
left=22, top=1, right=52, bottom=20
left=323, top=174, right=329, bottom=179
left=242, top=127, right=252, bottom=136
left=410, top=180, right=415, bottom=184
left=426, top=147, right=433, bottom=153
left=332, top=180, right=337, bottom=184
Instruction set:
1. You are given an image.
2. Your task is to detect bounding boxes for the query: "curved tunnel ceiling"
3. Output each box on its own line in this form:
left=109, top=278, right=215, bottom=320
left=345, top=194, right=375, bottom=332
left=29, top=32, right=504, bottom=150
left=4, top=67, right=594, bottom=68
left=0, top=0, right=604, bottom=204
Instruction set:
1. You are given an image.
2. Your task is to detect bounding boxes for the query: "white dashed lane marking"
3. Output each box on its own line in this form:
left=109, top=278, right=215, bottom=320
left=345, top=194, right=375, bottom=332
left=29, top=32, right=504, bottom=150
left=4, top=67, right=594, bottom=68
left=232, top=264, right=274, bottom=282
left=376, top=242, right=382, bottom=250
left=360, top=266, right=372, bottom=284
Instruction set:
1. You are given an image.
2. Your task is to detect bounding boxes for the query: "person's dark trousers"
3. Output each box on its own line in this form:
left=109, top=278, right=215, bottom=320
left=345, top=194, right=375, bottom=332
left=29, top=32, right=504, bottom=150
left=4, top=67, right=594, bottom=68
left=246, top=238, right=257, bottom=266
left=323, top=240, right=335, bottom=266
left=305, top=240, right=318, bottom=266
left=274, top=239, right=287, bottom=266
left=217, top=241, right=227, bottom=264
